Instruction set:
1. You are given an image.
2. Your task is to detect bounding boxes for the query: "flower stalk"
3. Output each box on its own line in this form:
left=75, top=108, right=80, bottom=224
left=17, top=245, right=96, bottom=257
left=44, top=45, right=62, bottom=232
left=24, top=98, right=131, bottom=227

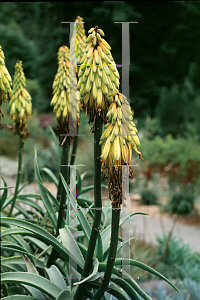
left=74, top=114, right=103, bottom=300
left=74, top=27, right=123, bottom=299
left=70, top=129, right=79, bottom=166
left=47, top=137, right=69, bottom=268
left=92, top=208, right=120, bottom=300
left=8, top=134, right=22, bottom=217
left=91, top=91, right=144, bottom=298
left=56, top=137, right=70, bottom=236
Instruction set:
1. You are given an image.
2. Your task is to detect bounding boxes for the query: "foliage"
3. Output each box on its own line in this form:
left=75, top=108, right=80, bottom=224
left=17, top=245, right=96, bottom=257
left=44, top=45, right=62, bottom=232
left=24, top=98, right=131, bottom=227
left=1, top=2, right=200, bottom=116
left=140, top=188, right=158, bottom=205
left=141, top=134, right=200, bottom=189
left=156, top=84, right=188, bottom=138
left=138, top=278, right=200, bottom=300
left=0, top=149, right=180, bottom=299
left=154, top=234, right=200, bottom=282
left=21, top=147, right=60, bottom=183
left=0, top=110, right=59, bottom=182
left=165, top=191, right=195, bottom=214
left=155, top=78, right=200, bottom=140
left=0, top=20, right=38, bottom=79
left=194, top=95, right=200, bottom=138
left=143, top=117, right=162, bottom=139
left=129, top=235, right=200, bottom=289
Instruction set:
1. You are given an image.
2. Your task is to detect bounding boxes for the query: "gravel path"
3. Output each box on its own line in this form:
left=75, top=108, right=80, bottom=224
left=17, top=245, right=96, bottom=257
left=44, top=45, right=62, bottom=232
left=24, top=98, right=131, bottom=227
left=129, top=213, right=200, bottom=253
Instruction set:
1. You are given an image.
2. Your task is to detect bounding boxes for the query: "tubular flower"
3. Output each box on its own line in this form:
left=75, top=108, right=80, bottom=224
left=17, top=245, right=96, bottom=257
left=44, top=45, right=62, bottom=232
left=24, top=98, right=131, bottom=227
left=77, top=93, right=82, bottom=126
left=100, top=91, right=145, bottom=206
left=0, top=46, right=12, bottom=124
left=9, top=61, right=32, bottom=140
left=77, top=26, right=120, bottom=124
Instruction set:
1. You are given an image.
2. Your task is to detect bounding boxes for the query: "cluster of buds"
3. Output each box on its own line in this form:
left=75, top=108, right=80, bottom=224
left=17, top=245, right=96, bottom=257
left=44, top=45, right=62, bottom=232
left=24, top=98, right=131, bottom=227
left=77, top=26, right=120, bottom=123
left=71, top=16, right=86, bottom=68
left=69, top=17, right=86, bottom=124
left=51, top=46, right=81, bottom=145
left=100, top=91, right=145, bottom=206
left=9, top=61, right=32, bottom=141
left=0, top=46, right=12, bottom=124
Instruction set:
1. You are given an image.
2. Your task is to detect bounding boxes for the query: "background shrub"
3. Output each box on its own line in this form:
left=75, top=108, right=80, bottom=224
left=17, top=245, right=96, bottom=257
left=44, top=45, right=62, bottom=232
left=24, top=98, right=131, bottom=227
left=165, top=191, right=195, bottom=214
left=140, top=188, right=158, bottom=205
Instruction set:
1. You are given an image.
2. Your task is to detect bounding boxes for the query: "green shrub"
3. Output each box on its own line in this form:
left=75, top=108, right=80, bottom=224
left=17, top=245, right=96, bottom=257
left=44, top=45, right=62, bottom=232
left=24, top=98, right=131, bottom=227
left=165, top=191, right=195, bottom=214
left=156, top=85, right=188, bottom=138
left=155, top=234, right=200, bottom=282
left=140, top=134, right=200, bottom=190
left=140, top=189, right=158, bottom=205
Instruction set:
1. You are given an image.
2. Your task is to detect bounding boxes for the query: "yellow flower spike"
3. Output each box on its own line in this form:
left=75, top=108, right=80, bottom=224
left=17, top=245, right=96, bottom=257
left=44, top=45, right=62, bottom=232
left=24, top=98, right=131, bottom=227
left=59, top=17, right=85, bottom=140
left=78, top=26, right=119, bottom=124
left=9, top=61, right=31, bottom=141
left=0, top=46, right=12, bottom=123
left=51, top=53, right=80, bottom=145
left=100, top=90, right=145, bottom=206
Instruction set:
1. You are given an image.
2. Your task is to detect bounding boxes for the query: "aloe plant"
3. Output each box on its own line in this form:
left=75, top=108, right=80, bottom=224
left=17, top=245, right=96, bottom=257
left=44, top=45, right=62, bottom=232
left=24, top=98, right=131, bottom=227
left=0, top=157, right=181, bottom=299
left=0, top=18, right=182, bottom=300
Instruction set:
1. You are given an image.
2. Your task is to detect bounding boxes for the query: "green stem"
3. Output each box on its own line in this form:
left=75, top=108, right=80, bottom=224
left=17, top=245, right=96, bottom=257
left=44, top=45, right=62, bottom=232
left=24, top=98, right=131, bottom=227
left=56, top=137, right=69, bottom=201
left=8, top=134, right=22, bottom=217
left=74, top=116, right=103, bottom=300
left=70, top=127, right=79, bottom=166
left=92, top=208, right=121, bottom=300
left=57, top=128, right=77, bottom=202
left=56, top=137, right=69, bottom=235
left=47, top=137, right=69, bottom=267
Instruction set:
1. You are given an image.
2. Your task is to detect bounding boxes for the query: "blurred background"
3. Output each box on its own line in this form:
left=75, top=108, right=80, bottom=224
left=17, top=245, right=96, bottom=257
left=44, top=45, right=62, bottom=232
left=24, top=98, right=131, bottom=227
left=1, top=1, right=200, bottom=204
left=1, top=3, right=200, bottom=296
